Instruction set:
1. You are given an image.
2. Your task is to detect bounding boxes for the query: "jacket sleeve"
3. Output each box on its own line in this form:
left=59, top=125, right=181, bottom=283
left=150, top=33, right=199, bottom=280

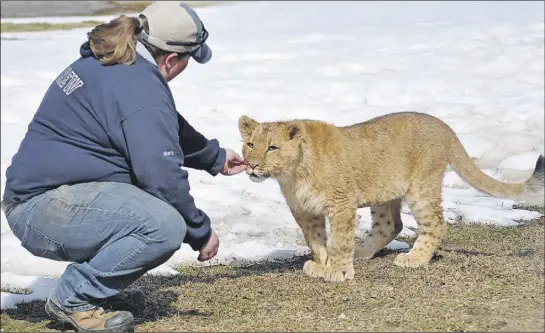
left=119, top=107, right=212, bottom=251
left=177, top=114, right=226, bottom=176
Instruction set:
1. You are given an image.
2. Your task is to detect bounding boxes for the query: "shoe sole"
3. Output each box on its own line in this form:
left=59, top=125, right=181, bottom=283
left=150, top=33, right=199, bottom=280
left=45, top=299, right=135, bottom=333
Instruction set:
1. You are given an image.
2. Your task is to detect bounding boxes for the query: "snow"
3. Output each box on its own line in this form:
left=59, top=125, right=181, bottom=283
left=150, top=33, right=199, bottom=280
left=1, top=1, right=544, bottom=309
left=497, top=152, right=543, bottom=170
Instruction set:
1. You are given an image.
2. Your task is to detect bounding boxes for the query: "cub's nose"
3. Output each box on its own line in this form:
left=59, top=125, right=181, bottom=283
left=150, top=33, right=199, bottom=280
left=248, top=162, right=259, bottom=169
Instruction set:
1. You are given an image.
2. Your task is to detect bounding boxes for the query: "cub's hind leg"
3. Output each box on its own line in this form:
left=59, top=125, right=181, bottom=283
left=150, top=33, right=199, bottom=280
left=356, top=198, right=403, bottom=259
left=394, top=177, right=447, bottom=268
left=292, top=211, right=328, bottom=278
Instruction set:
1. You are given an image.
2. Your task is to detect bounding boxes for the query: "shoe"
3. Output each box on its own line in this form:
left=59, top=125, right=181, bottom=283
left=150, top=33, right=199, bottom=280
left=103, top=289, right=146, bottom=311
left=45, top=297, right=135, bottom=332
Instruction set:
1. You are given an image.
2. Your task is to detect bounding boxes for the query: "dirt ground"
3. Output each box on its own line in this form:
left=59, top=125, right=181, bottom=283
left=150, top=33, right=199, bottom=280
left=1, top=212, right=543, bottom=332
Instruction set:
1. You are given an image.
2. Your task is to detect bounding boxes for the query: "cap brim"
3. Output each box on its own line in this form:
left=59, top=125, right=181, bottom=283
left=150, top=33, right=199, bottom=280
left=192, top=43, right=212, bottom=64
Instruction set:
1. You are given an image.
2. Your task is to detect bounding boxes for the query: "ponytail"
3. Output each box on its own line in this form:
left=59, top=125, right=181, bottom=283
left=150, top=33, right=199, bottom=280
left=87, top=15, right=143, bottom=66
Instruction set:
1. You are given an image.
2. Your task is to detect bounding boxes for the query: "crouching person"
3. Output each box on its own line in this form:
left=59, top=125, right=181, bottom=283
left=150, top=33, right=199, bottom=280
left=1, top=2, right=247, bottom=332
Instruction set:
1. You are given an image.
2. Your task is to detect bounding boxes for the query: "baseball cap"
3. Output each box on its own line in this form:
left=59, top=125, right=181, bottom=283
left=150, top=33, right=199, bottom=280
left=139, top=1, right=212, bottom=64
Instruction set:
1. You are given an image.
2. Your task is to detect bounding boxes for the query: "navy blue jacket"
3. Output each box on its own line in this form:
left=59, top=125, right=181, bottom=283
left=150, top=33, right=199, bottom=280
left=2, top=42, right=225, bottom=251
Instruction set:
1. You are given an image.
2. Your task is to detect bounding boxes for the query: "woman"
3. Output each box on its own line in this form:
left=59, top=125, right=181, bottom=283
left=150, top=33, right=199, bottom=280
left=1, top=2, right=247, bottom=332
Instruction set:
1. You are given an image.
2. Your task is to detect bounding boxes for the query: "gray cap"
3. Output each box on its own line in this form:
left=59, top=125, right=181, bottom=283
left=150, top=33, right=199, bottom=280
left=139, top=1, right=212, bottom=64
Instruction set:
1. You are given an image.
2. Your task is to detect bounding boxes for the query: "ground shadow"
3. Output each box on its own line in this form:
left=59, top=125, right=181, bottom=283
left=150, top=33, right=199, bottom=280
left=2, top=248, right=414, bottom=330
left=369, top=247, right=407, bottom=259
left=1, top=288, right=189, bottom=327
left=0, top=254, right=311, bottom=330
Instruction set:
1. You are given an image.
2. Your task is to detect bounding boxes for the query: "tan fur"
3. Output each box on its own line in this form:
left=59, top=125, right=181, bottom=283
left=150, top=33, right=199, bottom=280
left=238, top=112, right=545, bottom=282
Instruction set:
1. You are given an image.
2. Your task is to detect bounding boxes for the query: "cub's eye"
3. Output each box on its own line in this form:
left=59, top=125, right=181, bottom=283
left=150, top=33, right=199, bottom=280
left=267, top=145, right=278, bottom=152
left=247, top=142, right=254, bottom=148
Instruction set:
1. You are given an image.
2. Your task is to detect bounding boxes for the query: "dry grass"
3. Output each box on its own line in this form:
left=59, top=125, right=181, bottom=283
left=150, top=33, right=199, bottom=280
left=92, top=1, right=230, bottom=16
left=0, top=21, right=101, bottom=33
left=90, top=1, right=153, bottom=16
left=0, top=1, right=231, bottom=33
left=0, top=287, right=30, bottom=295
left=1, top=210, right=543, bottom=332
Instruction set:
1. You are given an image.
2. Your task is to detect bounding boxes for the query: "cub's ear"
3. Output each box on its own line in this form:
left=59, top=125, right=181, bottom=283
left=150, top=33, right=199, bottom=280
left=238, top=115, right=259, bottom=139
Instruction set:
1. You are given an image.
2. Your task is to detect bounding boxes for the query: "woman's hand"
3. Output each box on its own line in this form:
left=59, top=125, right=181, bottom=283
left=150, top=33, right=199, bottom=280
left=198, top=229, right=219, bottom=261
left=220, top=148, right=247, bottom=176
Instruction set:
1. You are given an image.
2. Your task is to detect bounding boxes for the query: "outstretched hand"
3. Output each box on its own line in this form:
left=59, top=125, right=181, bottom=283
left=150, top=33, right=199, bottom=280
left=220, top=148, right=247, bottom=176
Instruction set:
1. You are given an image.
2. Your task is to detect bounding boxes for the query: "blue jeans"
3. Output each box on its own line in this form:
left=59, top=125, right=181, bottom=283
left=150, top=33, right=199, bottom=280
left=3, top=181, right=187, bottom=313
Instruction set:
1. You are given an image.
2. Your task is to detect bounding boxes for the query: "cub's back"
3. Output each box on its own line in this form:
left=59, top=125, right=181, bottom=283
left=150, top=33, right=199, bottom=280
left=341, top=111, right=454, bottom=151
left=333, top=112, right=457, bottom=187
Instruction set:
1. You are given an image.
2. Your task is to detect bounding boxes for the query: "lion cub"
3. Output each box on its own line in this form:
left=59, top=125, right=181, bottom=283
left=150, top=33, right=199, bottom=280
left=237, top=112, right=544, bottom=282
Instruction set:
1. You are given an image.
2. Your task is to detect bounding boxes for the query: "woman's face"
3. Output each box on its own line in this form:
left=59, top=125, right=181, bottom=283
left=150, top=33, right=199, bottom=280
left=157, top=53, right=191, bottom=82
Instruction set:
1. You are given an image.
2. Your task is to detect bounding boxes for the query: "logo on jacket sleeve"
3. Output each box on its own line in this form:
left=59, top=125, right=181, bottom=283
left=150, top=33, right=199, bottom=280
left=56, top=67, right=84, bottom=96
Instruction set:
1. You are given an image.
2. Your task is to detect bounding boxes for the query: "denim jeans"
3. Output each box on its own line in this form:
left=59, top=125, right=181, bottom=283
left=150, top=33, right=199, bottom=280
left=3, top=181, right=187, bottom=313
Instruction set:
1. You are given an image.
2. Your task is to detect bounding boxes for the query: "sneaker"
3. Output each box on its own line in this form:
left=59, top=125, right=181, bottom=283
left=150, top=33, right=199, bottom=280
left=103, top=289, right=145, bottom=311
left=45, top=297, right=134, bottom=332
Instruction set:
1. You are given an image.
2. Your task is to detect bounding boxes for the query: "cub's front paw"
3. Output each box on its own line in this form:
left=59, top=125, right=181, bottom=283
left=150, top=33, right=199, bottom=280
left=303, top=260, right=324, bottom=278
left=393, top=252, right=430, bottom=268
left=322, top=264, right=355, bottom=283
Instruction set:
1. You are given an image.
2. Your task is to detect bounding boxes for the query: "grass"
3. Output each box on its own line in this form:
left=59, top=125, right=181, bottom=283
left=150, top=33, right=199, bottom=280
left=1, top=207, right=543, bottom=332
left=1, top=21, right=102, bottom=33
left=90, top=1, right=154, bottom=16
left=0, top=287, right=30, bottom=295
left=0, top=1, right=232, bottom=33
left=91, top=1, right=228, bottom=16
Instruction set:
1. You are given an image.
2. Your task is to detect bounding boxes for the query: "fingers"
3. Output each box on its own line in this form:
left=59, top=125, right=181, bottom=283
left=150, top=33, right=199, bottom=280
left=226, top=148, right=245, bottom=162
left=220, top=149, right=248, bottom=176
left=198, top=246, right=219, bottom=261
left=232, top=153, right=245, bottom=162
left=211, top=246, right=218, bottom=259
left=210, top=235, right=219, bottom=259
left=198, top=249, right=214, bottom=261
left=221, top=160, right=248, bottom=176
left=229, top=164, right=247, bottom=175
left=198, top=231, right=220, bottom=261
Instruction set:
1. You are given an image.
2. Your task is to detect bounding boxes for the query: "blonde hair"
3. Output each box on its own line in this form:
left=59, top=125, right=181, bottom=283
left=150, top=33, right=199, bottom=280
left=88, top=14, right=189, bottom=66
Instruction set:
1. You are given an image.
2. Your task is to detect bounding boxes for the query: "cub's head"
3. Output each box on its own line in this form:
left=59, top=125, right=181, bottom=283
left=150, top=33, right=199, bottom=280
left=238, top=115, right=303, bottom=183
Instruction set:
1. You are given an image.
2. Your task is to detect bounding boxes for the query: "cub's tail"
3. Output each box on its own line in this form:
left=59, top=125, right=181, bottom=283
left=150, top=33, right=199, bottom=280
left=448, top=135, right=544, bottom=206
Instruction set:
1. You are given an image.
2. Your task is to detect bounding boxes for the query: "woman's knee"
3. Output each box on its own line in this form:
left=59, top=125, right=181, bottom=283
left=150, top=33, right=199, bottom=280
left=70, top=181, right=188, bottom=254
left=145, top=209, right=187, bottom=254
